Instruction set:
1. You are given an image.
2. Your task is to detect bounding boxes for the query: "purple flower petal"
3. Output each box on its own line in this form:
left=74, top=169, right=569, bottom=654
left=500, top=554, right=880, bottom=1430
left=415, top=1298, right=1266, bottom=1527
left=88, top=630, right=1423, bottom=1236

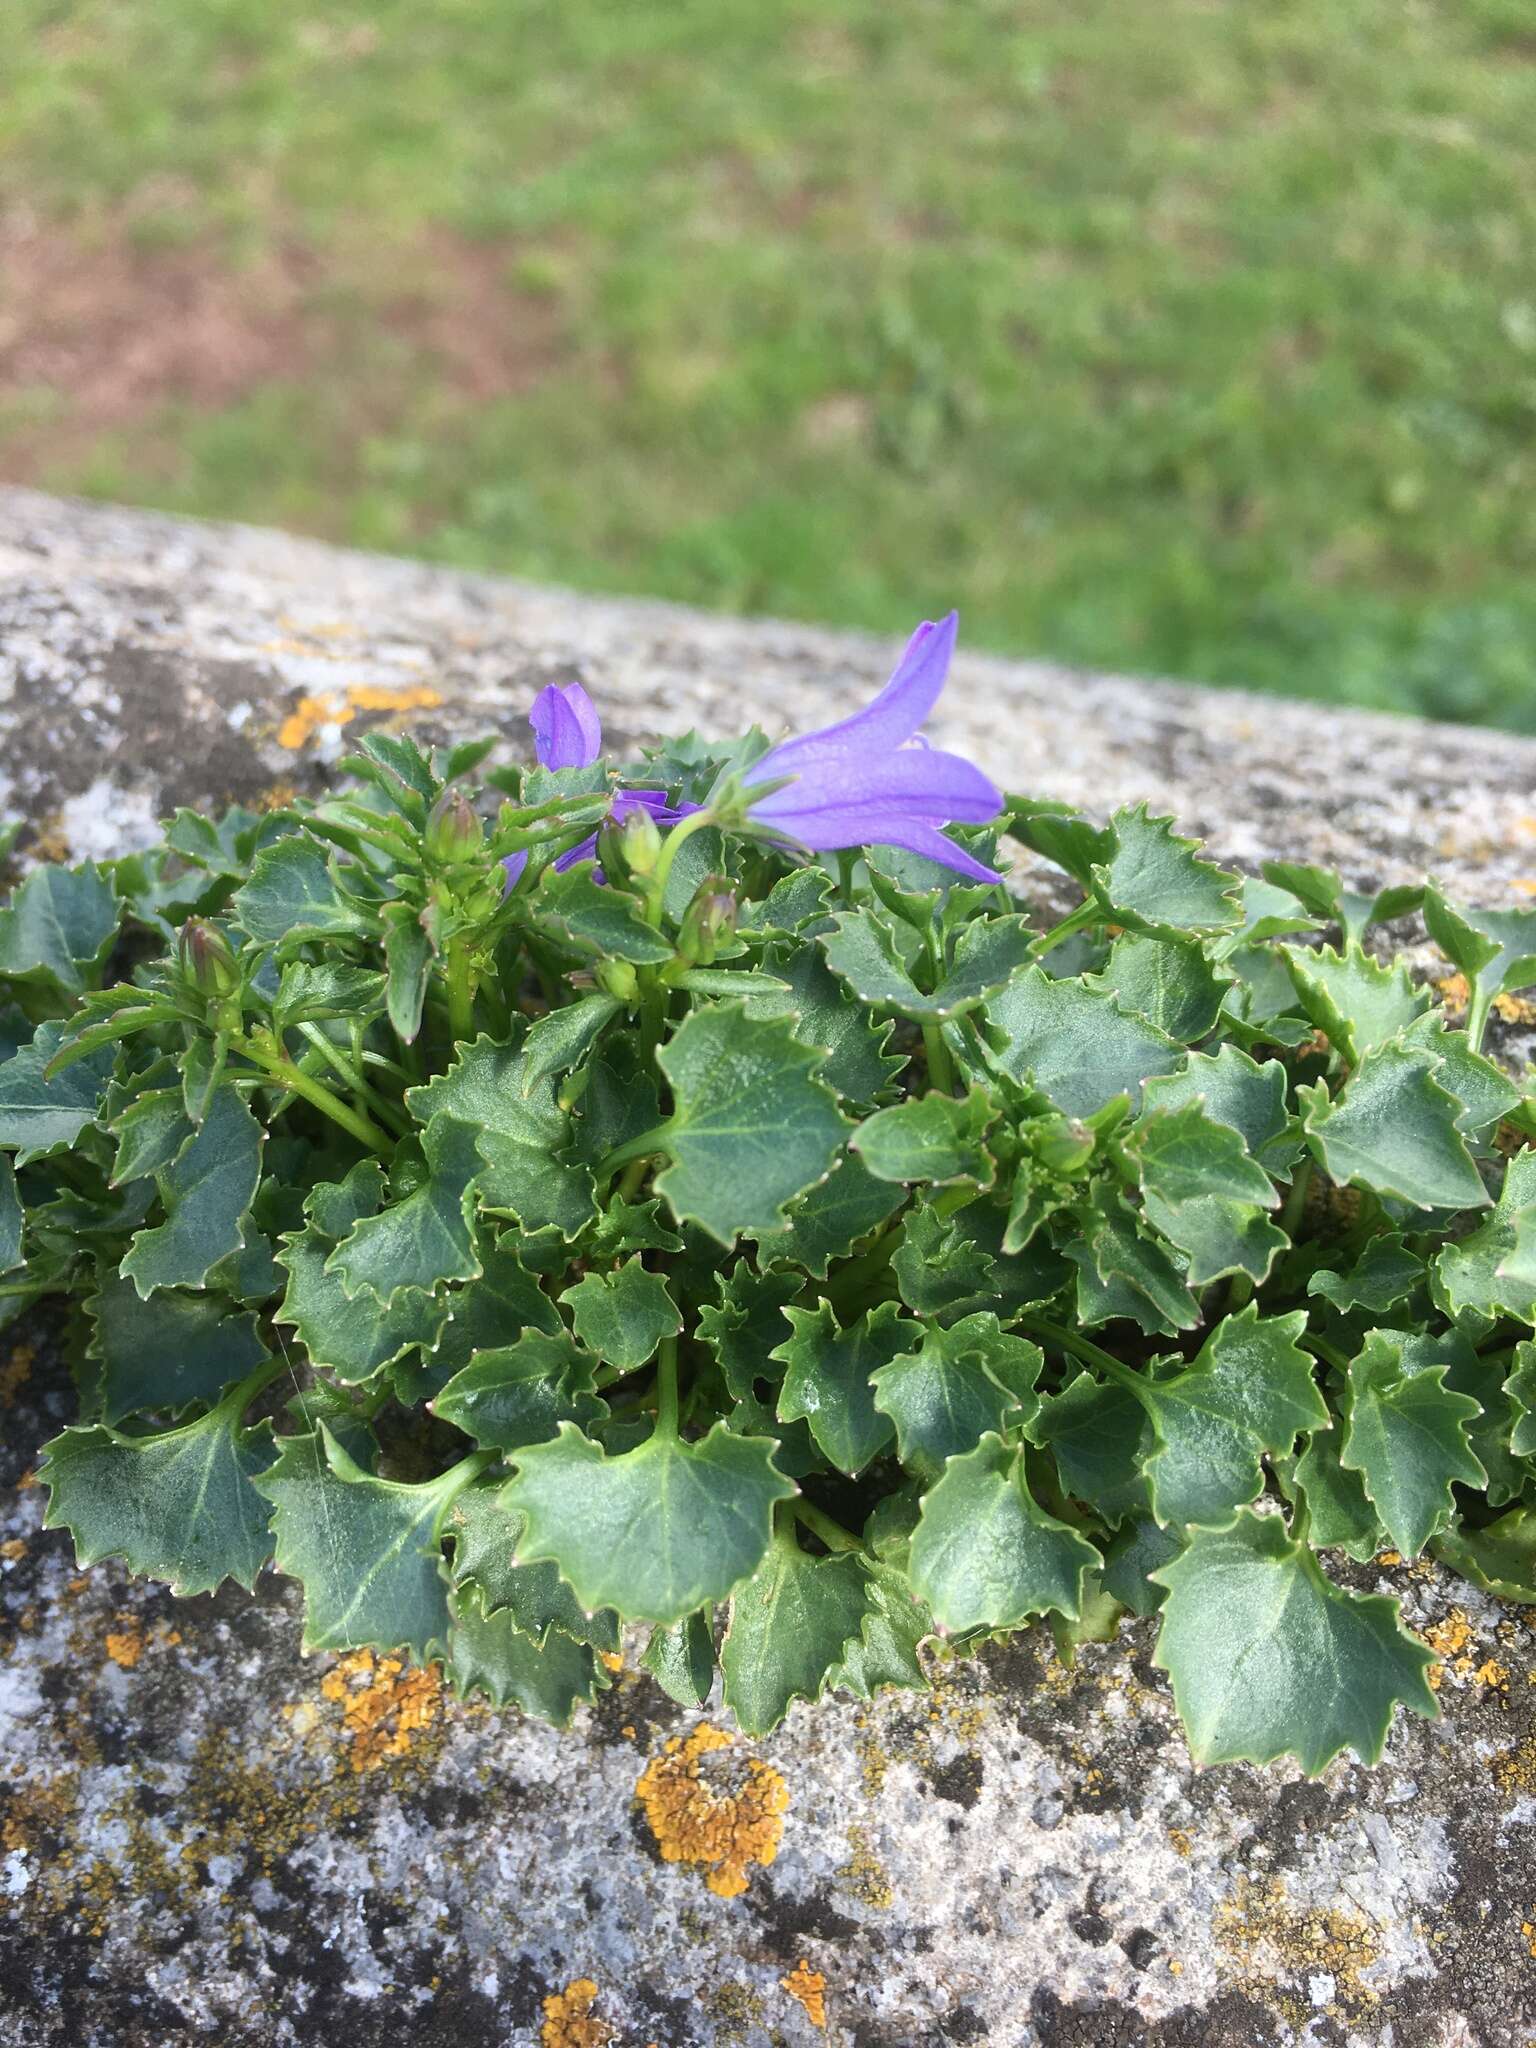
left=744, top=611, right=958, bottom=787
left=748, top=746, right=1001, bottom=837
left=530, top=679, right=602, bottom=771
left=501, top=850, right=529, bottom=895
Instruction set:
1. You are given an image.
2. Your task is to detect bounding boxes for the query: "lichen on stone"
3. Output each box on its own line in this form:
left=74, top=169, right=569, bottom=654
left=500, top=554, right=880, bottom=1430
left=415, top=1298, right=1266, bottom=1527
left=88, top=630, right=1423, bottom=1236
left=634, top=1722, right=788, bottom=1899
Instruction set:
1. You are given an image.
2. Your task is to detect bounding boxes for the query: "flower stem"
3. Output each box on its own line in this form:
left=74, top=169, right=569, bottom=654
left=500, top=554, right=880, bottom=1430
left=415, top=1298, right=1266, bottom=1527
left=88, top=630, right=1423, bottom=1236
left=296, top=1025, right=411, bottom=1136
left=644, top=809, right=718, bottom=927
left=242, top=1034, right=393, bottom=1156
left=1028, top=898, right=1101, bottom=959
left=921, top=1021, right=957, bottom=1095
left=789, top=1497, right=864, bottom=1554
left=1466, top=979, right=1494, bottom=1055
left=654, top=1335, right=680, bottom=1437
left=598, top=1124, right=670, bottom=1180
left=445, top=939, right=477, bottom=1044
left=1279, top=1159, right=1313, bottom=1240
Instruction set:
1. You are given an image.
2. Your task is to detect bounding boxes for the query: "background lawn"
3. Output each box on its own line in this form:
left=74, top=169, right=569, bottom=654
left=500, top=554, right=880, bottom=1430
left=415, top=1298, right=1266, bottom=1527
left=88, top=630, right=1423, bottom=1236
left=1, top=0, right=1534, bottom=726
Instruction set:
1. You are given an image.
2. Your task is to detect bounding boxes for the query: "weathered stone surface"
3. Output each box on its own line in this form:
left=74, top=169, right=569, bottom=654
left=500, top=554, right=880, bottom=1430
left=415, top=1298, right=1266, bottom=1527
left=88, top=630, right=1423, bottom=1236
left=2, top=487, right=1534, bottom=2048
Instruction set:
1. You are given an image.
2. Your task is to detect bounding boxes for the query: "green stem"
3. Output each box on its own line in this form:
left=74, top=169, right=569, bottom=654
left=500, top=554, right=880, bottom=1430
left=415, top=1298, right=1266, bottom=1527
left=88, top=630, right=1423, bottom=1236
left=1466, top=979, right=1494, bottom=1056
left=1014, top=1313, right=1144, bottom=1393
left=1028, top=898, right=1100, bottom=959
left=223, top=1355, right=290, bottom=1417
left=1279, top=1159, right=1313, bottom=1240
left=618, top=1156, right=651, bottom=1202
left=653, top=1335, right=680, bottom=1437
left=445, top=939, right=477, bottom=1045
left=297, top=1025, right=411, bottom=1136
left=243, top=1035, right=392, bottom=1156
left=921, top=1021, right=957, bottom=1095
left=789, top=1496, right=864, bottom=1554
left=644, top=809, right=719, bottom=927
left=1301, top=1332, right=1351, bottom=1373
left=598, top=1123, right=670, bottom=1180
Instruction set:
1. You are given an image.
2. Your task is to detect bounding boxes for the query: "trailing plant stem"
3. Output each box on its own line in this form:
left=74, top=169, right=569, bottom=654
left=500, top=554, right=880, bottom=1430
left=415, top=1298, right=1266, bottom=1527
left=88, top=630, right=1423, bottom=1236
left=789, top=1497, right=864, bottom=1554
left=654, top=1335, right=680, bottom=1437
left=922, top=1021, right=957, bottom=1094
left=243, top=1036, right=392, bottom=1156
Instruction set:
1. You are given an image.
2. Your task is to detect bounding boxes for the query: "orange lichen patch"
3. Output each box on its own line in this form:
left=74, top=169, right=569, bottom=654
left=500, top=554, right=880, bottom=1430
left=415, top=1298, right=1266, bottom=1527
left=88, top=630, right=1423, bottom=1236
left=1492, top=1735, right=1536, bottom=1796
left=1434, top=973, right=1470, bottom=1015
left=0, top=1342, right=35, bottom=1409
left=318, top=1648, right=443, bottom=1772
left=104, top=1623, right=145, bottom=1670
left=1214, top=1873, right=1382, bottom=2024
left=540, top=1977, right=614, bottom=2048
left=0, top=1538, right=26, bottom=1563
left=1168, top=1827, right=1193, bottom=1858
left=598, top=1650, right=624, bottom=1673
left=781, top=1958, right=828, bottom=2029
left=836, top=1824, right=894, bottom=1910
left=635, top=1722, right=789, bottom=1899
left=1374, top=1550, right=1404, bottom=1568
left=1522, top=1914, right=1536, bottom=1958
left=15, top=1467, right=39, bottom=1491
left=276, top=681, right=443, bottom=750
left=1494, top=991, right=1536, bottom=1026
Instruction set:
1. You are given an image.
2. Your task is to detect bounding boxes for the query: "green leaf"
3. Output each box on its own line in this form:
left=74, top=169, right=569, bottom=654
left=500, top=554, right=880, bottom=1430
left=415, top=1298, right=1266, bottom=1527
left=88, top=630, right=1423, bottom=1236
left=1003, top=796, right=1112, bottom=887
left=0, top=861, right=121, bottom=995
left=759, top=942, right=903, bottom=1106
left=382, top=906, right=433, bottom=1043
left=1285, top=1435, right=1387, bottom=1563
left=87, top=1271, right=270, bottom=1425
left=1308, top=1237, right=1424, bottom=1315
left=642, top=1611, right=718, bottom=1707
left=326, top=1115, right=481, bottom=1302
left=825, top=1560, right=932, bottom=1699
left=1431, top=1146, right=1536, bottom=1326
left=0, top=1153, right=21, bottom=1275
left=1423, top=883, right=1536, bottom=1011
left=535, top=862, right=675, bottom=964
left=820, top=909, right=1031, bottom=1022
left=519, top=993, right=624, bottom=1093
left=871, top=1314, right=1042, bottom=1482
left=1401, top=1014, right=1520, bottom=1136
left=560, top=1256, right=681, bottom=1372
left=1281, top=942, right=1429, bottom=1064
left=1301, top=1038, right=1489, bottom=1212
left=1433, top=1508, right=1536, bottom=1604
left=1067, top=1192, right=1199, bottom=1334
left=277, top=1163, right=447, bottom=1383
left=1141, top=1043, right=1301, bottom=1175
left=909, top=1433, right=1097, bottom=1633
left=750, top=1150, right=902, bottom=1279
left=651, top=1003, right=849, bottom=1245
left=854, top=1085, right=996, bottom=1187
left=433, top=1333, right=607, bottom=1450
left=772, top=1299, right=910, bottom=1475
left=110, top=1085, right=195, bottom=1185
left=1508, top=1343, right=1536, bottom=1458
left=1135, top=1308, right=1327, bottom=1529
left=1131, top=1100, right=1284, bottom=1286
left=982, top=966, right=1181, bottom=1118
left=444, top=1480, right=618, bottom=1651
left=721, top=1530, right=870, bottom=1734
left=504, top=1420, right=795, bottom=1623
left=1152, top=1510, right=1438, bottom=1771
left=120, top=1083, right=264, bottom=1298
left=256, top=1426, right=476, bottom=1656
left=1100, top=1516, right=1183, bottom=1617
left=233, top=836, right=374, bottom=949
left=1339, top=1330, right=1486, bottom=1558
left=0, top=1022, right=117, bottom=1164
left=1262, top=861, right=1424, bottom=947
left=1088, top=931, right=1231, bottom=1042
left=446, top=1584, right=607, bottom=1720
left=413, top=1035, right=595, bottom=1240
left=271, top=961, right=386, bottom=1037
left=42, top=1370, right=277, bottom=1595
left=1033, top=1370, right=1151, bottom=1522
left=695, top=1262, right=803, bottom=1400
left=1089, top=805, right=1241, bottom=939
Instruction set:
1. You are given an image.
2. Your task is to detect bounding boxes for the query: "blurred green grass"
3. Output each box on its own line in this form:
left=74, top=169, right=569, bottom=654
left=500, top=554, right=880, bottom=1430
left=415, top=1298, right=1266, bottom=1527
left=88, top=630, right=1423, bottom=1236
left=2, top=0, right=1535, bottom=725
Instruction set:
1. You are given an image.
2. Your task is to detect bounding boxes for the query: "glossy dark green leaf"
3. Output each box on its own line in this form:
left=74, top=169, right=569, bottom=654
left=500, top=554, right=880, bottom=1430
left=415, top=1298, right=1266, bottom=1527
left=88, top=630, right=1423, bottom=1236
left=1100, top=1515, right=1182, bottom=1617
left=560, top=1256, right=681, bottom=1373
left=444, top=1479, right=619, bottom=1652
left=773, top=1299, right=910, bottom=1475
left=695, top=1262, right=803, bottom=1400
left=0, top=861, right=121, bottom=995
left=1401, top=1013, right=1520, bottom=1136
left=233, top=836, right=374, bottom=949
left=413, top=1034, right=595, bottom=1240
left=1300, top=1038, right=1488, bottom=1212
left=1140, top=1043, right=1300, bottom=1175
left=1281, top=942, right=1429, bottom=1064
left=535, top=862, right=675, bottom=963
left=825, top=1560, right=932, bottom=1699
left=518, top=993, right=624, bottom=1092
left=0, top=1022, right=117, bottom=1165
left=1131, top=1100, right=1284, bottom=1286
left=1508, top=1343, right=1536, bottom=1459
left=1340, top=1330, right=1486, bottom=1558
left=445, top=1584, right=608, bottom=1721
left=87, top=1270, right=270, bottom=1425
left=750, top=1150, right=903, bottom=1279
left=1308, top=1237, right=1424, bottom=1315
left=1088, top=931, right=1231, bottom=1042
left=326, top=1114, right=481, bottom=1302
left=1433, top=1508, right=1536, bottom=1604
left=120, top=1083, right=264, bottom=1298
left=1067, top=1193, right=1199, bottom=1334
left=433, top=1333, right=606, bottom=1449
left=383, top=906, right=433, bottom=1043
left=871, top=1314, right=1042, bottom=1482
left=820, top=908, right=1031, bottom=1022
left=853, top=1086, right=997, bottom=1189
left=642, top=1610, right=718, bottom=1706
left=1089, top=805, right=1241, bottom=939
left=909, top=1433, right=1097, bottom=1633
left=759, top=942, right=903, bottom=1105
left=1431, top=1146, right=1536, bottom=1326
left=1032, top=1370, right=1151, bottom=1522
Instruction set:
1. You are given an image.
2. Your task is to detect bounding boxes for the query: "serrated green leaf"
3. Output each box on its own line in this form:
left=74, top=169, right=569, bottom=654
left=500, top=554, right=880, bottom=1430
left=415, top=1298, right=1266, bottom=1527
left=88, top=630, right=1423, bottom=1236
left=1433, top=1508, right=1536, bottom=1603
left=42, top=1369, right=277, bottom=1595
left=820, top=909, right=1031, bottom=1022
left=0, top=1154, right=20, bottom=1275
left=825, top=1559, right=932, bottom=1699
left=535, top=862, right=676, bottom=964
left=504, top=1420, right=795, bottom=1623
left=519, top=993, right=624, bottom=1093
left=750, top=1150, right=903, bottom=1279
left=446, top=1584, right=607, bottom=1720
left=0, top=1022, right=117, bottom=1164
left=1067, top=1192, right=1199, bottom=1334
left=1032, top=1370, right=1151, bottom=1522
left=1088, top=931, right=1231, bottom=1042
left=1282, top=942, right=1430, bottom=1064
left=277, top=1169, right=446, bottom=1385
left=1285, top=1435, right=1386, bottom=1563
left=1141, top=1043, right=1301, bottom=1175
left=1308, top=1237, right=1425, bottom=1314
left=651, top=1003, right=849, bottom=1245
left=871, top=1314, right=1042, bottom=1482
left=741, top=866, right=836, bottom=937
left=382, top=906, right=433, bottom=1042
left=721, top=1528, right=870, bottom=1734
left=1508, top=1343, right=1536, bottom=1458
left=444, top=1479, right=619, bottom=1651
left=256, top=1426, right=477, bottom=1656
left=982, top=966, right=1181, bottom=1118
left=1151, top=1510, right=1438, bottom=1771
left=560, top=1256, right=681, bottom=1372
left=760, top=941, right=904, bottom=1106
left=1003, top=797, right=1113, bottom=887
left=1401, top=1013, right=1519, bottom=1136
left=642, top=1611, right=717, bottom=1705
left=1132, top=1099, right=1284, bottom=1286
left=1301, top=1038, right=1488, bottom=1212
left=233, top=836, right=374, bottom=949
left=909, top=1433, right=1097, bottom=1633
left=0, top=861, right=121, bottom=995
left=1089, top=805, right=1241, bottom=939
left=695, top=1262, right=803, bottom=1401
left=1339, top=1330, right=1486, bottom=1558
left=271, top=961, right=386, bottom=1037
left=326, top=1115, right=481, bottom=1302
left=87, top=1270, right=270, bottom=1425
left=1262, top=861, right=1424, bottom=947
left=413, top=1035, right=596, bottom=1240
left=110, top=1086, right=195, bottom=1185
left=1423, top=883, right=1536, bottom=1013
left=1131, top=1308, right=1327, bottom=1529
left=772, top=1300, right=910, bottom=1475
left=1100, top=1515, right=1182, bottom=1617
left=433, top=1333, right=607, bottom=1449
left=853, top=1086, right=996, bottom=1188
left=120, top=1083, right=263, bottom=1298
left=1431, top=1146, right=1536, bottom=1326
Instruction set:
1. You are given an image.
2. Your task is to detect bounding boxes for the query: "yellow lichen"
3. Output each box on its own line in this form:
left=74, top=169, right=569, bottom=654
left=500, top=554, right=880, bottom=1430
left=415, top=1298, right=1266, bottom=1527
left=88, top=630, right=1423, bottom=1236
left=104, top=1624, right=144, bottom=1670
left=0, top=1538, right=26, bottom=1563
left=540, top=1977, right=614, bottom=2048
left=318, top=1649, right=443, bottom=1772
left=276, top=682, right=444, bottom=750
left=1434, top=973, right=1470, bottom=1016
left=1168, top=1827, right=1193, bottom=1858
left=836, top=1823, right=894, bottom=1910
left=0, top=1342, right=34, bottom=1409
left=634, top=1723, right=789, bottom=1899
left=1492, top=1734, right=1536, bottom=1796
left=782, top=1957, right=828, bottom=2028
left=1214, top=1873, right=1382, bottom=2025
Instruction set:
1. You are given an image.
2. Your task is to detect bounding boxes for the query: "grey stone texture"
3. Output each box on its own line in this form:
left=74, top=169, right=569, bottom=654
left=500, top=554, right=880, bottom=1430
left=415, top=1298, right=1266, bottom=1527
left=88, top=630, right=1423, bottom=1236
left=1, top=486, right=1534, bottom=2048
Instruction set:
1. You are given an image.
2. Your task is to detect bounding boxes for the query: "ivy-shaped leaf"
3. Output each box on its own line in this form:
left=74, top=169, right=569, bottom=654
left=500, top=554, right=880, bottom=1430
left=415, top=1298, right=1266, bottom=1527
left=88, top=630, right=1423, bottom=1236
left=413, top=1034, right=596, bottom=1240
left=853, top=1086, right=997, bottom=1189
left=820, top=909, right=1031, bottom=1022
left=120, top=1083, right=264, bottom=1298
left=1032, top=1370, right=1151, bottom=1522
left=0, top=861, right=121, bottom=996
left=720, top=1529, right=870, bottom=1734
left=1263, top=861, right=1424, bottom=948
left=772, top=1299, right=911, bottom=1475
left=0, top=1023, right=117, bottom=1165
left=982, top=967, right=1181, bottom=1118
left=1423, top=883, right=1536, bottom=1017
left=1401, top=1013, right=1520, bottom=1136
left=1284, top=1434, right=1386, bottom=1563
left=277, top=1164, right=446, bottom=1384
left=909, top=1433, right=1098, bottom=1633
left=433, top=1333, right=607, bottom=1450
left=1508, top=1344, right=1536, bottom=1459
left=518, top=993, right=624, bottom=1094
left=825, top=1559, right=932, bottom=1699
left=444, top=1480, right=619, bottom=1652
left=650, top=1004, right=849, bottom=1245
left=759, top=942, right=904, bottom=1105
left=504, top=1420, right=795, bottom=1623
left=1300, top=1038, right=1488, bottom=1212
left=1433, top=1508, right=1536, bottom=1604
left=233, top=836, right=375, bottom=949
left=1308, top=1237, right=1424, bottom=1315
left=1151, top=1510, right=1438, bottom=1771
left=1339, top=1331, right=1486, bottom=1558
left=87, top=1270, right=270, bottom=1425
left=750, top=1150, right=903, bottom=1279
left=1431, top=1147, right=1536, bottom=1327
left=871, top=1314, right=1043, bottom=1481
left=694, top=1262, right=803, bottom=1401
left=560, top=1256, right=681, bottom=1372
left=1131, top=1100, right=1284, bottom=1287
left=445, top=1584, right=608, bottom=1722
left=1141, top=1043, right=1301, bottom=1175
left=1066, top=1191, right=1199, bottom=1334
left=1281, top=942, right=1429, bottom=1064
left=642, top=1610, right=718, bottom=1707
left=1088, top=931, right=1231, bottom=1042
left=42, top=1365, right=278, bottom=1595
left=325, top=1114, right=482, bottom=1302
left=1089, top=805, right=1242, bottom=939
left=534, top=862, right=676, bottom=965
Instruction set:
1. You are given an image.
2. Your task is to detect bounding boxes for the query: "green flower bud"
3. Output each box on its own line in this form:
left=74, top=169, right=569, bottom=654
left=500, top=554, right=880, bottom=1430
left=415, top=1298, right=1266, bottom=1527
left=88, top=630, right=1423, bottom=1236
left=611, top=801, right=664, bottom=879
left=178, top=919, right=240, bottom=999
left=595, top=957, right=639, bottom=1002
left=425, top=788, right=485, bottom=864
left=677, top=883, right=737, bottom=966
left=1029, top=1114, right=1094, bottom=1175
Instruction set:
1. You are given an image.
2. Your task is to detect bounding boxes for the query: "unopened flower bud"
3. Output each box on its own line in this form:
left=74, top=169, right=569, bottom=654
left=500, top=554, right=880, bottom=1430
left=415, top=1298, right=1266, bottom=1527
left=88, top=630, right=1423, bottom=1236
left=425, top=788, right=485, bottom=864
left=178, top=919, right=240, bottom=999
left=612, top=799, right=663, bottom=877
left=1030, top=1114, right=1094, bottom=1175
left=595, top=957, right=639, bottom=1002
left=678, top=885, right=737, bottom=966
